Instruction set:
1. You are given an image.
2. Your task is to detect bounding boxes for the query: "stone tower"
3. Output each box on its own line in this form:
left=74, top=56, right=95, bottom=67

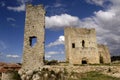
left=64, top=27, right=100, bottom=64
left=22, top=4, right=45, bottom=70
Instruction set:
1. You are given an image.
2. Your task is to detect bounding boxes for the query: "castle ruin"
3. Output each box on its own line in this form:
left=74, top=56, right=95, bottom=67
left=0, top=4, right=113, bottom=80
left=22, top=4, right=111, bottom=67
left=64, top=27, right=111, bottom=64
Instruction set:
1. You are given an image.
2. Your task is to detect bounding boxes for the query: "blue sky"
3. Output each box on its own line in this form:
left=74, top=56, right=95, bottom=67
left=0, top=0, right=120, bottom=63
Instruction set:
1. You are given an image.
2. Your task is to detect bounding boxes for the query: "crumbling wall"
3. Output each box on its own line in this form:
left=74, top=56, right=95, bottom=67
left=22, top=4, right=45, bottom=70
left=98, top=44, right=111, bottom=64
left=64, top=27, right=100, bottom=64
left=18, top=65, right=120, bottom=80
left=1, top=71, right=17, bottom=80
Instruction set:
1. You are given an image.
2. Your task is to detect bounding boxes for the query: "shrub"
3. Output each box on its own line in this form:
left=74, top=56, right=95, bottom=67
left=45, top=60, right=58, bottom=65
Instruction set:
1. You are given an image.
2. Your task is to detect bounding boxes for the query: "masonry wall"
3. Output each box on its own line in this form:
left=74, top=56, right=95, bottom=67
left=1, top=71, right=16, bottom=80
left=98, top=44, right=111, bottom=64
left=18, top=65, right=120, bottom=80
left=22, top=4, right=45, bottom=70
left=64, top=27, right=100, bottom=64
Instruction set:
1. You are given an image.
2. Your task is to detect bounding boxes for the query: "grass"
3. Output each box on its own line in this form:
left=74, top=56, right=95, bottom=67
left=79, top=71, right=120, bottom=80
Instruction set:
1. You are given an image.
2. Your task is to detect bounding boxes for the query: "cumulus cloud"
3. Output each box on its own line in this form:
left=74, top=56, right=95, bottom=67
left=7, top=4, right=25, bottom=12
left=45, top=14, right=80, bottom=28
left=6, top=54, right=20, bottom=58
left=46, top=35, right=64, bottom=48
left=94, top=10, right=115, bottom=21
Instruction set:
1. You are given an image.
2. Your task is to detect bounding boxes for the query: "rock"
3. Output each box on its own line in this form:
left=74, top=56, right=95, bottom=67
left=26, top=70, right=33, bottom=76
left=44, top=73, right=48, bottom=77
left=26, top=76, right=31, bottom=80
left=21, top=75, right=26, bottom=80
left=32, top=74, right=40, bottom=80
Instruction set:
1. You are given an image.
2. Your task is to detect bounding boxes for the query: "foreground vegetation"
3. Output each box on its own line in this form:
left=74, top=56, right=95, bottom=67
left=78, top=71, right=120, bottom=80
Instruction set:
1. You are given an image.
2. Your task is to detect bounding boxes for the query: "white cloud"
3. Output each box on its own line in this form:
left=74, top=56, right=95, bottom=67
left=7, top=17, right=16, bottom=22
left=47, top=51, right=58, bottom=55
left=6, top=54, right=20, bottom=58
left=45, top=14, right=80, bottom=28
left=45, top=54, right=51, bottom=58
left=86, top=0, right=108, bottom=6
left=94, top=10, right=115, bottom=21
left=7, top=0, right=32, bottom=12
left=45, top=51, right=64, bottom=59
left=7, top=4, right=25, bottom=12
left=46, top=51, right=64, bottom=55
left=46, top=35, right=64, bottom=48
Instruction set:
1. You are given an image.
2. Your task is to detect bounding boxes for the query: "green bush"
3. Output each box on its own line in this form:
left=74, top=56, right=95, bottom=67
left=12, top=71, right=21, bottom=80
left=44, top=60, right=58, bottom=65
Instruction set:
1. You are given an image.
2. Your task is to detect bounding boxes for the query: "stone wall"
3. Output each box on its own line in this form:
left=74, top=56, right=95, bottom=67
left=1, top=71, right=17, bottom=80
left=64, top=27, right=100, bottom=64
left=98, top=44, right=111, bottom=63
left=18, top=65, right=120, bottom=80
left=22, top=4, right=45, bottom=70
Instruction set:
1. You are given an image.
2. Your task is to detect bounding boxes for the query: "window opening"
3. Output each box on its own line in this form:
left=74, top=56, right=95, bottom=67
left=29, top=36, right=37, bottom=47
left=82, top=40, right=85, bottom=48
left=82, top=60, right=87, bottom=64
left=72, top=43, right=75, bottom=48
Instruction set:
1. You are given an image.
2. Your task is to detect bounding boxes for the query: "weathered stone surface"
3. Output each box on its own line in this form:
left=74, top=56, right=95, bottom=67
left=98, top=44, right=111, bottom=64
left=22, top=4, right=45, bottom=70
left=1, top=71, right=16, bottom=80
left=64, top=27, right=100, bottom=64
left=26, top=70, right=33, bottom=76
left=64, top=27, right=111, bottom=64
left=18, top=65, right=120, bottom=80
left=98, top=44, right=111, bottom=63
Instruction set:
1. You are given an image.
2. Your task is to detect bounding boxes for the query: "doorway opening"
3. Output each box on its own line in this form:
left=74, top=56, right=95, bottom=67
left=100, top=55, right=104, bottom=63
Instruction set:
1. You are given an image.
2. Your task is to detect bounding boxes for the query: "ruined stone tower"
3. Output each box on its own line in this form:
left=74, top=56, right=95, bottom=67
left=22, top=4, right=45, bottom=69
left=98, top=44, right=111, bottom=64
left=64, top=27, right=100, bottom=64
